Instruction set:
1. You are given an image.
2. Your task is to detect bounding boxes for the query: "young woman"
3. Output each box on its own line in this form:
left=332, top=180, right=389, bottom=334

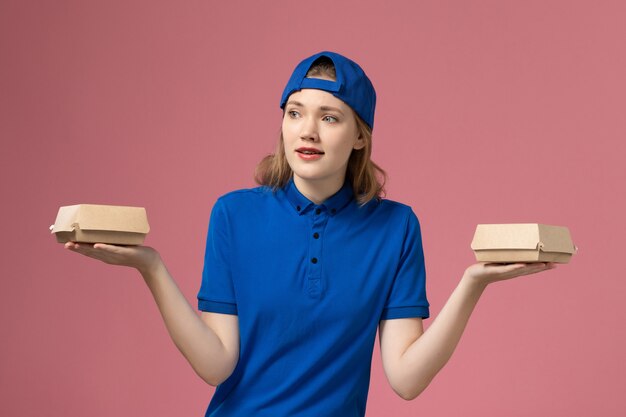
left=65, top=51, right=556, bottom=417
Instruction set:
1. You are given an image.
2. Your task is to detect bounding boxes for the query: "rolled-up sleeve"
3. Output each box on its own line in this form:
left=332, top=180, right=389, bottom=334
left=197, top=197, right=238, bottom=315
left=380, top=208, right=430, bottom=320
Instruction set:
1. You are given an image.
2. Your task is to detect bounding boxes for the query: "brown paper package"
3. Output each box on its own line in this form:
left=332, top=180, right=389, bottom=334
left=50, top=204, right=150, bottom=245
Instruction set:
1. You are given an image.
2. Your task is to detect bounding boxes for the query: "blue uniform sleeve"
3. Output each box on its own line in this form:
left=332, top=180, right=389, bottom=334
left=197, top=197, right=238, bottom=315
left=380, top=208, right=430, bottom=320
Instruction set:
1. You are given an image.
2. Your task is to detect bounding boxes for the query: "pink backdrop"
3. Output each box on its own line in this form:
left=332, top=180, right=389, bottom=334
left=1, top=1, right=624, bottom=416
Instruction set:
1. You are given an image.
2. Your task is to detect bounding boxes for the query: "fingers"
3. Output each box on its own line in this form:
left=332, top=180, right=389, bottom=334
left=66, top=241, right=125, bottom=252
left=479, top=261, right=557, bottom=282
left=485, top=262, right=556, bottom=270
left=510, top=262, right=557, bottom=278
left=65, top=241, right=95, bottom=253
left=93, top=243, right=129, bottom=253
left=66, top=241, right=101, bottom=257
left=503, top=263, right=528, bottom=272
left=467, top=261, right=558, bottom=286
left=65, top=241, right=124, bottom=262
left=483, top=262, right=529, bottom=275
left=63, top=241, right=152, bottom=270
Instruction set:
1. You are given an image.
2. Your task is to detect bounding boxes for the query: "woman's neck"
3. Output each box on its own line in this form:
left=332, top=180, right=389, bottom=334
left=293, top=174, right=345, bottom=205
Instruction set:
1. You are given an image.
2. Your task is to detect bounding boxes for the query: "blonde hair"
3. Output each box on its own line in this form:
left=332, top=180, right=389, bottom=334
left=254, top=57, right=387, bottom=207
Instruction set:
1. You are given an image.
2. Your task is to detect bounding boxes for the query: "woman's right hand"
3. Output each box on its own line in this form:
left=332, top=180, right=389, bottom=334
left=65, top=241, right=161, bottom=275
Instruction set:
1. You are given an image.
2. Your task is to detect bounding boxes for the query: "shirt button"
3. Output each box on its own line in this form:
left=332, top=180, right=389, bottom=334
left=315, top=208, right=321, bottom=215
left=313, top=232, right=319, bottom=239
left=331, top=208, right=336, bottom=214
left=311, top=257, right=318, bottom=264
left=297, top=205, right=301, bottom=211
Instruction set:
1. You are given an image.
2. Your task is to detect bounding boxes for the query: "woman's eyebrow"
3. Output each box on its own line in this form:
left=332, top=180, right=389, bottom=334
left=286, top=100, right=344, bottom=115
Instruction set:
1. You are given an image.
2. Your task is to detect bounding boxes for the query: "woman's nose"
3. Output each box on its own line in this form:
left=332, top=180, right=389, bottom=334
left=299, top=117, right=319, bottom=141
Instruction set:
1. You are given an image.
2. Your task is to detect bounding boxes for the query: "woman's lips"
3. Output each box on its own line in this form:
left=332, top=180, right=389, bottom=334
left=296, top=149, right=324, bottom=161
left=296, top=151, right=324, bottom=161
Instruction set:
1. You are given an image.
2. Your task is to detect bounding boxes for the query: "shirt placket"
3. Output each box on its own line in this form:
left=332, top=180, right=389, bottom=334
left=307, top=205, right=328, bottom=298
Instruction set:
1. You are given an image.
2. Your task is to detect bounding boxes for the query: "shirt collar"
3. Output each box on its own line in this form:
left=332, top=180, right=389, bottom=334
left=283, top=176, right=354, bottom=216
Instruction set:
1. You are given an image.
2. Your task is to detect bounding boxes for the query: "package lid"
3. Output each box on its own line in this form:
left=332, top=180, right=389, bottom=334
left=470, top=223, right=576, bottom=254
left=51, top=204, right=150, bottom=234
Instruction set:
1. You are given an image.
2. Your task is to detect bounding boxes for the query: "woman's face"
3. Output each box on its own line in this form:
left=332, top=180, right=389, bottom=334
left=281, top=87, right=364, bottom=188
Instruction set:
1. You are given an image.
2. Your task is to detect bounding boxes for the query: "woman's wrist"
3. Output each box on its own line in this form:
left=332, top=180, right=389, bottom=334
left=137, top=249, right=164, bottom=279
left=460, top=270, right=490, bottom=293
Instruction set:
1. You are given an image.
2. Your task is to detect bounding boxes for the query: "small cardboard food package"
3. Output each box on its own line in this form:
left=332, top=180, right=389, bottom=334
left=470, top=223, right=577, bottom=263
left=50, top=204, right=150, bottom=245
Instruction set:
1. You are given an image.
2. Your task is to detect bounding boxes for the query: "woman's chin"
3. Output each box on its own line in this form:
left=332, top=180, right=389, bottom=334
left=292, top=172, right=323, bottom=182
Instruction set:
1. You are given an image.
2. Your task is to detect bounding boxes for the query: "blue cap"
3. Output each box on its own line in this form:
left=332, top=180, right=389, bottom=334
left=279, top=51, right=377, bottom=130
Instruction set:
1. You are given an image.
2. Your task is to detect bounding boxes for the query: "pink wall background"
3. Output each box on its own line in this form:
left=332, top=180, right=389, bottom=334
left=1, top=1, right=624, bottom=416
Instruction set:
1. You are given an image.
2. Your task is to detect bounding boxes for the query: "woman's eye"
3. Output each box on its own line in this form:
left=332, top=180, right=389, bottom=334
left=286, top=111, right=336, bottom=123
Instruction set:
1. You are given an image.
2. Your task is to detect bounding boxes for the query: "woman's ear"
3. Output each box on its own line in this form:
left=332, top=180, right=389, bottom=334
left=353, top=135, right=366, bottom=150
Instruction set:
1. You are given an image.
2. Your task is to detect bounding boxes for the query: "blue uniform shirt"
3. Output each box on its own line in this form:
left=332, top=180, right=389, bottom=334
left=198, top=176, right=430, bottom=417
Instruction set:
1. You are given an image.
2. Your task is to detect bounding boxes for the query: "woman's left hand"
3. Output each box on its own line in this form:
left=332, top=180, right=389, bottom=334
left=463, top=261, right=557, bottom=288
